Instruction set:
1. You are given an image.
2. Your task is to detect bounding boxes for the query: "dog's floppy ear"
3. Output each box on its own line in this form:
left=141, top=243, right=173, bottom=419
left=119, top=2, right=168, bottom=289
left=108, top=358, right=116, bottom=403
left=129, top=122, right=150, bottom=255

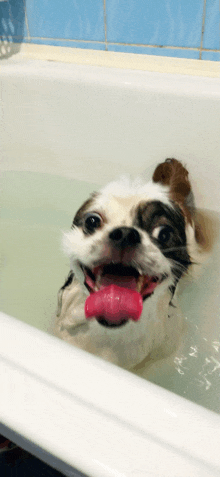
left=152, top=158, right=217, bottom=250
left=152, top=158, right=195, bottom=224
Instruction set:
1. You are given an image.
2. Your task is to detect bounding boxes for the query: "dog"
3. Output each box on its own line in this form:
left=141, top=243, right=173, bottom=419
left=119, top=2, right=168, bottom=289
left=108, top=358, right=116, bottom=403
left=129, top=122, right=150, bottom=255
left=53, top=158, right=206, bottom=370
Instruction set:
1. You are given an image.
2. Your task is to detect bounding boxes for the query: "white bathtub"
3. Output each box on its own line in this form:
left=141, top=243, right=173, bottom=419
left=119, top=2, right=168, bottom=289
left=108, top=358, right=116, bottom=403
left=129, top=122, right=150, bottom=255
left=1, top=46, right=220, bottom=477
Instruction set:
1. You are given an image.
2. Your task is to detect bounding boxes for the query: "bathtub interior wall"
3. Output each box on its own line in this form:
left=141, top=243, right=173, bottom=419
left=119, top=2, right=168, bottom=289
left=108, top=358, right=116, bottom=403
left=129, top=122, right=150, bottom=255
left=1, top=55, right=220, bottom=417
left=2, top=58, right=220, bottom=210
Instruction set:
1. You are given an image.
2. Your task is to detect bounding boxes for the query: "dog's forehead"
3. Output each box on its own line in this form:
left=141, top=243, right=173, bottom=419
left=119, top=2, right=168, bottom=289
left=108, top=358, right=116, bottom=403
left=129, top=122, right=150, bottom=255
left=95, top=193, right=141, bottom=210
left=96, top=179, right=169, bottom=206
left=95, top=194, right=141, bottom=223
left=91, top=178, right=172, bottom=224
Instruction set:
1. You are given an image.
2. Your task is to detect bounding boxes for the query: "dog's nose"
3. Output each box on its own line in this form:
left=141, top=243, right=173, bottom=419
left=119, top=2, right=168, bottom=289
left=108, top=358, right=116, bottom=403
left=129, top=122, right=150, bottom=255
left=109, top=227, right=141, bottom=248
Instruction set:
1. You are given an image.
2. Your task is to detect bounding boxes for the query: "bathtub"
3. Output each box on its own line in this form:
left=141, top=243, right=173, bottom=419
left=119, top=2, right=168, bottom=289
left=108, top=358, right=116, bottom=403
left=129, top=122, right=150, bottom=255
left=1, top=46, right=220, bottom=477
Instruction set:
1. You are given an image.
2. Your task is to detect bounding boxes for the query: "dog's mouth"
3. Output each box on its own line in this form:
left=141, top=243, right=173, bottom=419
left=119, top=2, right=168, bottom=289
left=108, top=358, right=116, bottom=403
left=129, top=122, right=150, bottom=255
left=81, top=263, right=161, bottom=328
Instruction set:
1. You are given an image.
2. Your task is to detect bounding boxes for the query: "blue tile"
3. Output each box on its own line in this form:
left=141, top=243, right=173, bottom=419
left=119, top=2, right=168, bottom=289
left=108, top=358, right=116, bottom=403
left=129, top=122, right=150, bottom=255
left=0, top=0, right=25, bottom=40
left=26, top=38, right=106, bottom=50
left=26, top=0, right=105, bottom=42
left=203, top=0, right=220, bottom=50
left=106, top=0, right=204, bottom=48
left=201, top=50, right=220, bottom=61
left=108, top=44, right=200, bottom=59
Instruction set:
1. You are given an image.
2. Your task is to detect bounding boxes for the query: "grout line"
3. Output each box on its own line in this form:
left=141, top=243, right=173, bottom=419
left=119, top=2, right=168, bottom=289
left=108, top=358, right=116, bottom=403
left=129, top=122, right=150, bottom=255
left=2, top=36, right=220, bottom=53
left=103, top=0, right=108, bottom=51
left=200, top=0, right=207, bottom=59
left=110, top=43, right=200, bottom=51
left=1, top=37, right=199, bottom=49
left=23, top=0, right=31, bottom=41
left=107, top=42, right=219, bottom=52
left=1, top=37, right=220, bottom=55
left=22, top=38, right=105, bottom=45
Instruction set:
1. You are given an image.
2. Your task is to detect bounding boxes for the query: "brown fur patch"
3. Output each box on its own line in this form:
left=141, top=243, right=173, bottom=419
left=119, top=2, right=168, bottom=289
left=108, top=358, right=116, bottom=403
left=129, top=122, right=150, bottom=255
left=152, top=158, right=193, bottom=224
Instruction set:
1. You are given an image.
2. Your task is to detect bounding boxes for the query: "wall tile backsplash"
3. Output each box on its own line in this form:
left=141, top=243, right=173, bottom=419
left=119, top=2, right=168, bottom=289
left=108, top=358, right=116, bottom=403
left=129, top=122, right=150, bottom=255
left=0, top=0, right=219, bottom=61
left=26, top=0, right=105, bottom=42
left=106, top=0, right=204, bottom=47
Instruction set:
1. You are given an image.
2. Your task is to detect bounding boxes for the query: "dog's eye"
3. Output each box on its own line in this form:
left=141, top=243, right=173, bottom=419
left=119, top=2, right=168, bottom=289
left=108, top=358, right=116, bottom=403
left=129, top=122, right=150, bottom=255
left=84, top=213, right=102, bottom=233
left=152, top=225, right=173, bottom=244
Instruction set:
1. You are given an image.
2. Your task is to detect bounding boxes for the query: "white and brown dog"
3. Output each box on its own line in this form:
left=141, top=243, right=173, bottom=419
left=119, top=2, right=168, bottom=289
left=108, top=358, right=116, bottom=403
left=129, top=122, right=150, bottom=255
left=53, top=159, right=205, bottom=369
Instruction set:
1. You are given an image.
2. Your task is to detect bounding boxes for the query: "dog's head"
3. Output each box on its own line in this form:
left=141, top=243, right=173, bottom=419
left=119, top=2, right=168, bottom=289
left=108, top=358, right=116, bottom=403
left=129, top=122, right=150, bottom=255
left=63, top=159, right=198, bottom=328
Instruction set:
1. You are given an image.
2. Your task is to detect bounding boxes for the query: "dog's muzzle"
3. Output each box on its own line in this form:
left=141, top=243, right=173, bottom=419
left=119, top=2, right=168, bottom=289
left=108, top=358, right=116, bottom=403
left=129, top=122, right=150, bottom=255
left=80, top=225, right=162, bottom=327
left=109, top=226, right=141, bottom=248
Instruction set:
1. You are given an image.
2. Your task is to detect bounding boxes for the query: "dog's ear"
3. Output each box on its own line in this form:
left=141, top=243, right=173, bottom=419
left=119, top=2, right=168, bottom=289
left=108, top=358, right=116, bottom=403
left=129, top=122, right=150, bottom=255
left=152, top=158, right=195, bottom=224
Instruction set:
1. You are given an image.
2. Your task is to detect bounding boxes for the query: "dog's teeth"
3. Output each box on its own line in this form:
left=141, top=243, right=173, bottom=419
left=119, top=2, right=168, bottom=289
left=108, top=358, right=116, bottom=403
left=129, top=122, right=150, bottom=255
left=96, top=270, right=102, bottom=288
left=137, top=275, right=145, bottom=292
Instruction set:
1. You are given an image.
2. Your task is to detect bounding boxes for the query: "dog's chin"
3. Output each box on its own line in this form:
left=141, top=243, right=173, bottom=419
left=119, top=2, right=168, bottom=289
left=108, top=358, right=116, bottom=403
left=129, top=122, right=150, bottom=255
left=97, top=317, right=128, bottom=328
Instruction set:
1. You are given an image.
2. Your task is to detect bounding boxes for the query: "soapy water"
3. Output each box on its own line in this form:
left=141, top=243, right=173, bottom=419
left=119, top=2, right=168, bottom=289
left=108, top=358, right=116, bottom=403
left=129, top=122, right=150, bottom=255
left=1, top=171, right=220, bottom=413
left=133, top=210, right=220, bottom=414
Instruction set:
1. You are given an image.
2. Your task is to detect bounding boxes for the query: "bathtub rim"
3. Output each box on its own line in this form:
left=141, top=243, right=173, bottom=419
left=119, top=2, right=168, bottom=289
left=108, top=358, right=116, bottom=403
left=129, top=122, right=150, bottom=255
left=1, top=43, right=220, bottom=78
left=1, top=311, right=220, bottom=477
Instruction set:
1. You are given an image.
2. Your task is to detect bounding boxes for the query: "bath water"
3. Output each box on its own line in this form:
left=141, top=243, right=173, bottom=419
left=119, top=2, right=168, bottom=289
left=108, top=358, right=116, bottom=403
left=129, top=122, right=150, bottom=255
left=1, top=171, right=220, bottom=413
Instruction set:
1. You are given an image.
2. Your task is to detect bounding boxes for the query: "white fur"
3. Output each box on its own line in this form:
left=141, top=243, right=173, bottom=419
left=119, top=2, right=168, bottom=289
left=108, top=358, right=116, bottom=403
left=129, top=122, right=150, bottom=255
left=63, top=179, right=173, bottom=286
left=99, top=175, right=171, bottom=205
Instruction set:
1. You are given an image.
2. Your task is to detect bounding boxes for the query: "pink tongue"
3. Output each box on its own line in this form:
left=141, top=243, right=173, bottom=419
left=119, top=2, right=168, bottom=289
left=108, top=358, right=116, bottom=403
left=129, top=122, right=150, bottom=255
left=85, top=284, right=143, bottom=323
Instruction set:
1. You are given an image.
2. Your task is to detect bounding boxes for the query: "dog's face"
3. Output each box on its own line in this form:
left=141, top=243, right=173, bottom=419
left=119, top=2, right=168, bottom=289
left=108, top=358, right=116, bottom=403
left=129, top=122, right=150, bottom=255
left=62, top=159, right=196, bottom=329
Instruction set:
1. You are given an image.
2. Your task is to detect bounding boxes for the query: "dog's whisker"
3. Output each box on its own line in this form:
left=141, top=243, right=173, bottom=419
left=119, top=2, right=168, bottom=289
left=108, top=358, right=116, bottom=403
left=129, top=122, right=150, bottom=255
left=170, top=259, right=191, bottom=279
left=171, top=260, right=190, bottom=271
left=162, top=245, right=188, bottom=253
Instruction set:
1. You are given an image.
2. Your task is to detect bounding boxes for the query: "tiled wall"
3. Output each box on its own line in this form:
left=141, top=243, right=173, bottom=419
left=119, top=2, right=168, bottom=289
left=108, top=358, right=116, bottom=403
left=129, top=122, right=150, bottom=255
left=0, top=0, right=219, bottom=61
